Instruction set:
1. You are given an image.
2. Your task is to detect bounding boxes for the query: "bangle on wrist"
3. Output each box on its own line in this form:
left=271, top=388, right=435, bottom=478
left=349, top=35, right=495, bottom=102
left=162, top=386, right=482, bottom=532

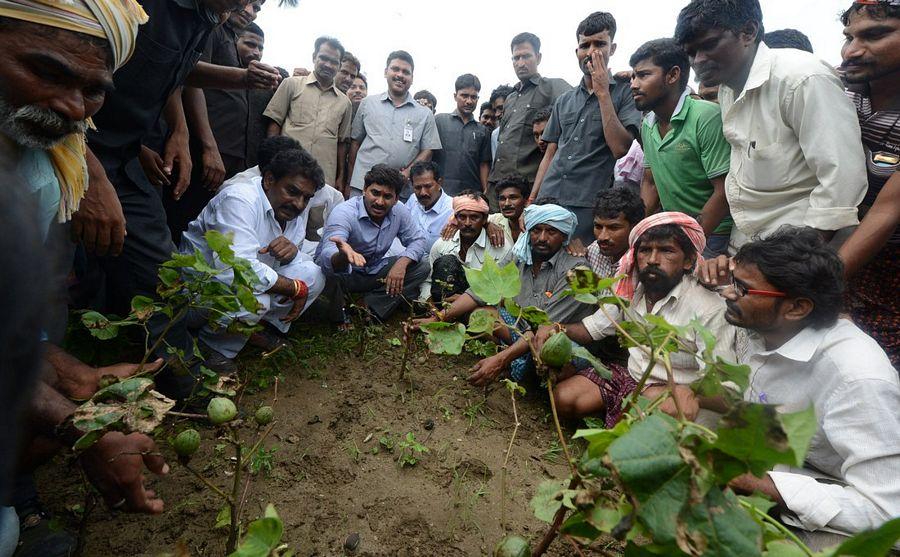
left=292, top=279, right=308, bottom=300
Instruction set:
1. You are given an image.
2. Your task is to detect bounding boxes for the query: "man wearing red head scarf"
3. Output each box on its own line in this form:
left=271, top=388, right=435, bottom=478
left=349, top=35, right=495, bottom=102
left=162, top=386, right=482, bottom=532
left=535, top=212, right=739, bottom=425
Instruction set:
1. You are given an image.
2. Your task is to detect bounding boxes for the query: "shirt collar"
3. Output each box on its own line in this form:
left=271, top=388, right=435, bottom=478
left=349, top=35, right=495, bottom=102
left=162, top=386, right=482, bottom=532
left=171, top=0, right=218, bottom=24
left=635, top=274, right=693, bottom=310
left=756, top=325, right=825, bottom=363
left=379, top=91, right=415, bottom=107
left=739, top=42, right=773, bottom=98
left=306, top=72, right=339, bottom=93
left=414, top=189, right=449, bottom=214
left=516, top=74, right=543, bottom=92
left=646, top=87, right=691, bottom=127
left=450, top=109, right=475, bottom=123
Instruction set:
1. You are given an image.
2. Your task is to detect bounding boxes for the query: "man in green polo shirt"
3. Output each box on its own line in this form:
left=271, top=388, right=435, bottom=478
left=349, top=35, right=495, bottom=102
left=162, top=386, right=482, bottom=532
left=630, top=38, right=732, bottom=256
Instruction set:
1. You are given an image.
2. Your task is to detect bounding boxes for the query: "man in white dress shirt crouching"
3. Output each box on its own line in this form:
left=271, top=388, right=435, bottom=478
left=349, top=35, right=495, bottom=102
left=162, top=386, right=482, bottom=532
left=181, top=148, right=326, bottom=370
left=715, top=226, right=900, bottom=548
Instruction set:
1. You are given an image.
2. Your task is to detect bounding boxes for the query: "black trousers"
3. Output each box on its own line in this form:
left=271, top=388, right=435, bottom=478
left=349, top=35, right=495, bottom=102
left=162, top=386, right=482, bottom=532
left=322, top=257, right=431, bottom=322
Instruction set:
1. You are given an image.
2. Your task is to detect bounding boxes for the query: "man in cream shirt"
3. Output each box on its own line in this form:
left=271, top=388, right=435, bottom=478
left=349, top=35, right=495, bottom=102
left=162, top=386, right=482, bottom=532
left=675, top=0, right=867, bottom=249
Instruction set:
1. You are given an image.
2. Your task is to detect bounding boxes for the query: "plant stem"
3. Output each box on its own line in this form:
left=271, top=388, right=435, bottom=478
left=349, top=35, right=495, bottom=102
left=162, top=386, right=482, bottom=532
left=533, top=476, right=579, bottom=556
left=226, top=430, right=242, bottom=554
left=739, top=499, right=814, bottom=556
left=182, top=463, right=232, bottom=502
left=628, top=331, right=674, bottom=409
left=662, top=352, right=685, bottom=422
left=168, top=411, right=206, bottom=419
left=399, top=318, right=415, bottom=381
left=500, top=386, right=522, bottom=531
left=136, top=306, right=189, bottom=375
left=240, top=422, right=277, bottom=469
left=546, top=375, right=577, bottom=477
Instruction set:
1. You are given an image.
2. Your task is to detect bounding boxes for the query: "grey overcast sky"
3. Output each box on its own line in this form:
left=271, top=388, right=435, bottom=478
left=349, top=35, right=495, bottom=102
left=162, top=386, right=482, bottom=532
left=256, top=0, right=851, bottom=108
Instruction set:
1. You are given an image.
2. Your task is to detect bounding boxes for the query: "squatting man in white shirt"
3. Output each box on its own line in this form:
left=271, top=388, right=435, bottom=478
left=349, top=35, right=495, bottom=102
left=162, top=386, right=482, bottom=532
left=704, top=226, right=900, bottom=548
left=180, top=148, right=327, bottom=371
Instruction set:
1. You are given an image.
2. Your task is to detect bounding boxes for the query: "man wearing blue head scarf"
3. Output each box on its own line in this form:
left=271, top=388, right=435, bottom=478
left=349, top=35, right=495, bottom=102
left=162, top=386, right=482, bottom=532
left=415, top=201, right=595, bottom=386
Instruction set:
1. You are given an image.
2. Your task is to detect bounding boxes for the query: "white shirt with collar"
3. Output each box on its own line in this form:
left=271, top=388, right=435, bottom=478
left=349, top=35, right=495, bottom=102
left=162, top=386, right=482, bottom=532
left=419, top=227, right=515, bottom=300
left=743, top=319, right=900, bottom=536
left=180, top=175, right=308, bottom=294
left=405, top=189, right=454, bottom=250
left=581, top=275, right=738, bottom=384
left=718, top=43, right=867, bottom=248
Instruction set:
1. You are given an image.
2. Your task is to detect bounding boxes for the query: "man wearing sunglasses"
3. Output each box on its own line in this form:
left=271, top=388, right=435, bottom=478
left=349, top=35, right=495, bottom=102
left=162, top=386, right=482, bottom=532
left=716, top=226, right=900, bottom=548
left=837, top=0, right=900, bottom=368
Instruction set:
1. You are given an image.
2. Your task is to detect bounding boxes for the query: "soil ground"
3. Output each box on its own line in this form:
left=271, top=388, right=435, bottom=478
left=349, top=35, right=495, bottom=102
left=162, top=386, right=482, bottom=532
left=40, top=321, right=621, bottom=556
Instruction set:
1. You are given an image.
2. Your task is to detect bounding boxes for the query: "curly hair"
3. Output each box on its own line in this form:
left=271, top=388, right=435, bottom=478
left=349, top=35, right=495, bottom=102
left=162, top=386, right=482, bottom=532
left=266, top=148, right=325, bottom=190
left=364, top=164, right=406, bottom=194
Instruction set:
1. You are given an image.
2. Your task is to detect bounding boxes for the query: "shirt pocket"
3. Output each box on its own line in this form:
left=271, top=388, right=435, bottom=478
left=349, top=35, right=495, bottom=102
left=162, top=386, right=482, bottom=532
left=114, top=32, right=181, bottom=94
left=741, top=141, right=791, bottom=191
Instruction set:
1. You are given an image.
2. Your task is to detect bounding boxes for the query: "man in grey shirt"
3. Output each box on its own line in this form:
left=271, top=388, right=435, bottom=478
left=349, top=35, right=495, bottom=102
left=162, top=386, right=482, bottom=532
left=347, top=50, right=442, bottom=197
left=488, top=32, right=571, bottom=209
left=433, top=73, right=492, bottom=196
left=530, top=11, right=642, bottom=245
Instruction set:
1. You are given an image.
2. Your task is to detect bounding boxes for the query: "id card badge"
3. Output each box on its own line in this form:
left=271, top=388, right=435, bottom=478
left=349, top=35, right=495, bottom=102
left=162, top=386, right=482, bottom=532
left=403, top=121, right=413, bottom=142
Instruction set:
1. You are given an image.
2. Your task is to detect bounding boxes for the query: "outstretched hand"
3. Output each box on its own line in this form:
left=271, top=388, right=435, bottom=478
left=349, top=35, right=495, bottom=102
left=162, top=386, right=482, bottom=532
left=329, top=237, right=366, bottom=267
left=80, top=432, right=168, bottom=514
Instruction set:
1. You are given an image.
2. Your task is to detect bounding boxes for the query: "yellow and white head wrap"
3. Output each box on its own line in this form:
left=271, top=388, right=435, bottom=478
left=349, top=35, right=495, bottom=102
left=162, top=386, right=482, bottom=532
left=0, top=0, right=148, bottom=221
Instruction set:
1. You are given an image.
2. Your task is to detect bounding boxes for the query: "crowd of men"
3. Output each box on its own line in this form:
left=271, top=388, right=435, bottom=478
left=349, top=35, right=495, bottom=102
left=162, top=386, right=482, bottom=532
left=0, top=0, right=898, bottom=554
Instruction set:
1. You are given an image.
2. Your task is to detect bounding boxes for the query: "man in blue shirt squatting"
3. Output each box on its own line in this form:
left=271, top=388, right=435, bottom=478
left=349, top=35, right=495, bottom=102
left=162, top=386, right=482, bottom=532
left=316, top=164, right=430, bottom=326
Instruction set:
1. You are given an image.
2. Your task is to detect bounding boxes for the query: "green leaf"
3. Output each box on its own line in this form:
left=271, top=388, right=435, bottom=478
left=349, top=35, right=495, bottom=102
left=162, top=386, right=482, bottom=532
left=466, top=308, right=496, bottom=335
left=713, top=403, right=816, bottom=476
left=824, top=517, right=900, bottom=557
left=738, top=494, right=777, bottom=515
left=464, top=255, right=520, bottom=305
left=571, top=345, right=612, bottom=380
left=530, top=479, right=567, bottom=523
left=158, top=267, right=180, bottom=287
left=420, top=321, right=466, bottom=355
left=228, top=517, right=283, bottom=557
left=93, top=377, right=154, bottom=403
left=694, top=358, right=752, bottom=400
left=607, top=414, right=690, bottom=544
left=214, top=505, right=231, bottom=529
left=130, top=295, right=157, bottom=321
left=619, top=319, right=679, bottom=353
left=676, top=488, right=762, bottom=557
left=573, top=419, right=630, bottom=459
left=502, top=379, right=525, bottom=397
left=763, top=540, right=808, bottom=557
left=566, top=267, right=623, bottom=294
left=235, top=285, right=261, bottom=313
left=502, top=298, right=550, bottom=328
left=72, top=430, right=105, bottom=451
left=206, top=230, right=236, bottom=263
left=80, top=311, right=120, bottom=340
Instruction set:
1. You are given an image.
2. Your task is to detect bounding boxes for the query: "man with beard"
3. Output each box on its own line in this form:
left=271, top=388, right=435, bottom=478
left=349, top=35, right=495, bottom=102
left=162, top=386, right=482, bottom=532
left=529, top=12, right=641, bottom=246
left=0, top=3, right=175, bottom=548
left=630, top=38, right=733, bottom=256
left=434, top=74, right=493, bottom=196
left=418, top=190, right=514, bottom=303
left=712, top=227, right=900, bottom=547
left=837, top=0, right=900, bottom=368
left=416, top=202, right=594, bottom=386
left=533, top=213, right=737, bottom=424
left=180, top=148, right=327, bottom=368
left=316, top=164, right=430, bottom=325
left=675, top=0, right=867, bottom=251
left=265, top=36, right=353, bottom=192
left=489, top=33, right=571, bottom=209
left=348, top=51, right=441, bottom=198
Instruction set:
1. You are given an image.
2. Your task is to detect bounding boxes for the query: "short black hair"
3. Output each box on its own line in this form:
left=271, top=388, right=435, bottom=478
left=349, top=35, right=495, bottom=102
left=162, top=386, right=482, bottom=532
left=414, top=89, right=436, bottom=109
left=674, top=0, right=765, bottom=46
left=841, top=2, right=900, bottom=26
left=479, top=102, right=493, bottom=116
left=489, top=85, right=515, bottom=106
left=576, top=11, right=617, bottom=40
left=341, top=51, right=361, bottom=73
left=409, top=160, right=442, bottom=181
left=241, top=22, right=264, bottom=38
left=763, top=29, right=813, bottom=52
left=266, top=148, right=325, bottom=190
left=258, top=135, right=300, bottom=172
left=364, top=164, right=406, bottom=194
left=593, top=187, right=645, bottom=225
left=511, top=32, right=541, bottom=54
left=494, top=174, right=531, bottom=199
left=532, top=107, right=551, bottom=125
left=455, top=73, right=481, bottom=92
left=733, top=226, right=844, bottom=328
left=630, top=38, right=691, bottom=91
left=313, top=36, right=345, bottom=59
left=356, top=73, right=368, bottom=87
left=386, top=50, right=415, bottom=71
left=634, top=223, right=698, bottom=269
left=534, top=197, right=560, bottom=205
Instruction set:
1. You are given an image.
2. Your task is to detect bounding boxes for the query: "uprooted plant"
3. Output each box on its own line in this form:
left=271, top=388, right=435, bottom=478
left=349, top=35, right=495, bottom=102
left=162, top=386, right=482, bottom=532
left=419, top=257, right=900, bottom=557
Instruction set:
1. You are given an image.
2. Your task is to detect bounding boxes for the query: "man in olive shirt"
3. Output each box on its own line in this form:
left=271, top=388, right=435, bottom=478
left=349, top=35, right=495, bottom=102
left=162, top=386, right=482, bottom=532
left=530, top=12, right=641, bottom=245
left=433, top=74, right=492, bottom=195
left=264, top=36, right=353, bottom=190
left=488, top=32, right=571, bottom=208
left=631, top=38, right=732, bottom=256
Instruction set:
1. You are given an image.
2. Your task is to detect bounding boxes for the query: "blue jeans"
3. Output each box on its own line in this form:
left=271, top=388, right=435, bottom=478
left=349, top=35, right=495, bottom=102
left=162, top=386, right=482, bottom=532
left=703, top=233, right=730, bottom=258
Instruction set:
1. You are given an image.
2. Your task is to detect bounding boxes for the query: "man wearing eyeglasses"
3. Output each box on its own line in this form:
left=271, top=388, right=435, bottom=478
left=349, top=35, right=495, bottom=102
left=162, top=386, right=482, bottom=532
left=837, top=0, right=900, bottom=368
left=714, top=226, right=900, bottom=548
